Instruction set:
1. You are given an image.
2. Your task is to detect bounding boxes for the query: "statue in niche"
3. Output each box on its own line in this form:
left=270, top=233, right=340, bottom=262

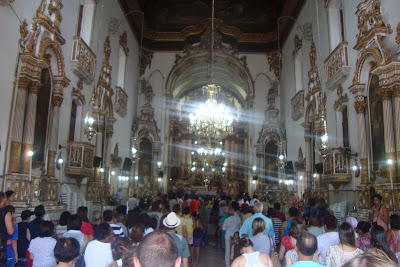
left=144, top=84, right=154, bottom=104
left=267, top=87, right=277, bottom=110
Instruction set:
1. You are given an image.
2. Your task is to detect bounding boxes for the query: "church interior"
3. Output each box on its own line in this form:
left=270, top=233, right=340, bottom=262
left=1, top=0, right=400, bottom=222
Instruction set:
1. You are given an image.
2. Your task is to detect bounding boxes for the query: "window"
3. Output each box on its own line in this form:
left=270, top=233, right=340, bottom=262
left=294, top=51, right=303, bottom=92
left=327, top=0, right=345, bottom=50
left=76, top=0, right=96, bottom=45
left=69, top=101, right=77, bottom=141
left=117, top=46, right=127, bottom=88
left=342, top=106, right=349, bottom=147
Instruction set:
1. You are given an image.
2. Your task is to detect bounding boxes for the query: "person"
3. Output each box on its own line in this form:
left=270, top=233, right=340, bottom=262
left=231, top=232, right=241, bottom=264
left=303, top=198, right=318, bottom=224
left=53, top=238, right=80, bottom=267
left=103, top=210, right=123, bottom=237
left=387, top=214, right=400, bottom=253
left=281, top=207, right=299, bottom=238
left=27, top=205, right=45, bottom=240
left=325, top=222, right=363, bottom=267
left=356, top=221, right=371, bottom=251
left=189, top=195, right=199, bottom=213
left=77, top=206, right=94, bottom=240
left=279, top=217, right=305, bottom=260
left=114, top=213, right=128, bottom=238
left=181, top=207, right=193, bottom=248
left=134, top=231, right=181, bottom=267
left=369, top=194, right=389, bottom=230
left=222, top=207, right=242, bottom=267
left=84, top=222, right=114, bottom=267
left=230, top=237, right=273, bottom=267
left=63, top=214, right=89, bottom=258
left=91, top=209, right=102, bottom=231
left=290, top=233, right=323, bottom=267
left=127, top=194, right=139, bottom=212
left=369, top=225, right=398, bottom=264
left=5, top=206, right=17, bottom=267
left=307, top=215, right=323, bottom=238
left=316, top=199, right=332, bottom=223
left=239, top=202, right=274, bottom=239
left=163, top=212, right=190, bottom=267
left=317, top=214, right=340, bottom=265
left=109, top=237, right=132, bottom=267
left=0, top=193, right=15, bottom=267
left=198, top=199, right=210, bottom=247
left=28, top=221, right=57, bottom=267
left=249, top=195, right=259, bottom=207
left=267, top=208, right=282, bottom=249
left=345, top=217, right=358, bottom=230
left=241, top=203, right=252, bottom=223
left=121, top=246, right=137, bottom=267
left=56, top=211, right=71, bottom=238
left=17, top=210, right=31, bottom=267
left=4, top=191, right=14, bottom=206
left=342, top=253, right=398, bottom=267
left=129, top=223, right=145, bottom=246
left=284, top=223, right=309, bottom=266
left=192, top=213, right=203, bottom=264
left=148, top=202, right=163, bottom=229
left=274, top=202, right=286, bottom=222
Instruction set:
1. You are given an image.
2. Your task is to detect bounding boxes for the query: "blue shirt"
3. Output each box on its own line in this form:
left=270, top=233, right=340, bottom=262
left=239, top=213, right=275, bottom=239
left=7, top=224, right=18, bottom=259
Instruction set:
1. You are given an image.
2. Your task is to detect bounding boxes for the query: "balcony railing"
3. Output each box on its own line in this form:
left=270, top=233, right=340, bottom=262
left=322, top=148, right=352, bottom=192
left=71, top=36, right=96, bottom=84
left=324, top=42, right=350, bottom=90
left=291, top=90, right=304, bottom=121
left=64, top=141, right=95, bottom=186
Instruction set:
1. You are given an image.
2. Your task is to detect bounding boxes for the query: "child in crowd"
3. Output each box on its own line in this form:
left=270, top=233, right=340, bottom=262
left=17, top=210, right=32, bottom=267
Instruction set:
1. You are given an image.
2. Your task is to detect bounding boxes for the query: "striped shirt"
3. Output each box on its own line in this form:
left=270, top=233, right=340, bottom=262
left=272, top=217, right=282, bottom=245
left=109, top=223, right=123, bottom=237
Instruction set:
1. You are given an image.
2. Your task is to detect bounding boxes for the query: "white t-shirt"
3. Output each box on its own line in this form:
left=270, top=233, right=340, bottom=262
left=84, top=240, right=113, bottom=267
left=28, top=236, right=57, bottom=267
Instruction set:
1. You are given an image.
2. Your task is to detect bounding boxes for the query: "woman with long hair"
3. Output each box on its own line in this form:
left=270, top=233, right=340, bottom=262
left=231, top=237, right=273, bottom=267
left=386, top=214, right=400, bottom=253
left=369, top=225, right=398, bottom=264
left=325, top=222, right=363, bottom=267
left=77, top=206, right=94, bottom=240
left=369, top=194, right=389, bottom=230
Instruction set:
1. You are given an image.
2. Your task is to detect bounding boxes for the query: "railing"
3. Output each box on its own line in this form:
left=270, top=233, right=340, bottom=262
left=71, top=36, right=96, bottom=84
left=64, top=141, right=95, bottom=185
left=324, top=42, right=350, bottom=90
left=291, top=90, right=304, bottom=121
left=322, top=148, right=352, bottom=191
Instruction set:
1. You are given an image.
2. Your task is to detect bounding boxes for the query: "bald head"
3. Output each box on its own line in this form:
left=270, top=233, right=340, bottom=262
left=296, top=233, right=318, bottom=256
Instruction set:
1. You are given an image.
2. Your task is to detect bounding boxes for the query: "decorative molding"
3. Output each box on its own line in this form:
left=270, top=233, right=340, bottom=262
left=119, top=31, right=129, bottom=56
left=71, top=36, right=96, bottom=84
left=354, top=101, right=367, bottom=114
left=114, top=86, right=128, bottom=117
left=267, top=50, right=281, bottom=80
left=20, top=20, right=29, bottom=40
left=292, top=35, right=302, bottom=60
left=291, top=90, right=305, bottom=121
left=140, top=48, right=154, bottom=76
left=396, top=22, right=400, bottom=48
left=333, top=85, right=348, bottom=110
left=307, top=42, right=321, bottom=97
left=71, top=79, right=85, bottom=104
left=0, top=0, right=14, bottom=5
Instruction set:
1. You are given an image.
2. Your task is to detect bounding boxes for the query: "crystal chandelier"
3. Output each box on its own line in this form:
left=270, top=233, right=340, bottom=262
left=188, top=0, right=234, bottom=140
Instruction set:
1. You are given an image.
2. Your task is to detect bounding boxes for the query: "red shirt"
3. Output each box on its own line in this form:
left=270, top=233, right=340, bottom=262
left=190, top=200, right=199, bottom=213
left=81, top=221, right=94, bottom=235
left=274, top=210, right=286, bottom=222
left=281, top=235, right=293, bottom=251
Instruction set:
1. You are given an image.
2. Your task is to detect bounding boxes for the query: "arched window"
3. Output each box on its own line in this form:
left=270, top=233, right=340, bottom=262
left=76, top=0, right=96, bottom=45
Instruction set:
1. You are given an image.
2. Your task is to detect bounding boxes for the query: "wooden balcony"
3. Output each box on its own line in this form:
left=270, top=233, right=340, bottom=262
left=64, top=141, right=95, bottom=186
left=322, top=148, right=352, bottom=192
left=70, top=36, right=96, bottom=84
left=324, top=42, right=350, bottom=90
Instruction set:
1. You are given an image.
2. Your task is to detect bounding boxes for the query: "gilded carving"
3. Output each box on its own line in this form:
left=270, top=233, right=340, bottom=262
left=103, top=36, right=111, bottom=63
left=307, top=42, right=321, bottom=94
left=20, top=20, right=29, bottom=41
left=71, top=79, right=85, bottom=104
left=140, top=49, right=154, bottom=76
left=291, top=90, right=305, bottom=121
left=29, top=81, right=42, bottom=94
left=333, top=85, right=349, bottom=110
left=394, top=85, right=400, bottom=97
left=267, top=50, right=281, bottom=80
left=380, top=88, right=393, bottom=100
left=292, top=35, right=302, bottom=60
left=18, top=76, right=30, bottom=90
left=396, top=22, right=400, bottom=47
left=119, top=31, right=129, bottom=56
left=354, top=101, right=367, bottom=114
left=52, top=95, right=63, bottom=106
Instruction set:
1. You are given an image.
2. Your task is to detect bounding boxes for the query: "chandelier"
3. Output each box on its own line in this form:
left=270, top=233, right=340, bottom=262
left=188, top=0, right=234, bottom=140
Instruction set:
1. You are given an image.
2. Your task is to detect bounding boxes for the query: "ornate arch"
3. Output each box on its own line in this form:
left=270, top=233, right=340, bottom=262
left=37, top=37, right=65, bottom=76
left=352, top=46, right=384, bottom=85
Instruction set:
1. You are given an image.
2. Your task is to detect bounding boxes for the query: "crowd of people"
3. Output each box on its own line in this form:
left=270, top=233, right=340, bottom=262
left=0, top=190, right=399, bottom=267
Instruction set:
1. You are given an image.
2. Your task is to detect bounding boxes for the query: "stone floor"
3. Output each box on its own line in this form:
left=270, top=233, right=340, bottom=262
left=195, top=224, right=226, bottom=267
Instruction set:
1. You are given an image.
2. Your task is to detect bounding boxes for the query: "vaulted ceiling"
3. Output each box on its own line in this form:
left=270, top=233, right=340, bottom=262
left=118, top=0, right=307, bottom=53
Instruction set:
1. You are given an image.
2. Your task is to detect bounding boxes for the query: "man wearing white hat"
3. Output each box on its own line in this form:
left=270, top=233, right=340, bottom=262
left=164, top=212, right=190, bottom=267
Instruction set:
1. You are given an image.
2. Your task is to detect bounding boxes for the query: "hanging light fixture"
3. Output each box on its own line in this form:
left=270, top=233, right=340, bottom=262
left=83, top=94, right=98, bottom=141
left=188, top=0, right=234, bottom=140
